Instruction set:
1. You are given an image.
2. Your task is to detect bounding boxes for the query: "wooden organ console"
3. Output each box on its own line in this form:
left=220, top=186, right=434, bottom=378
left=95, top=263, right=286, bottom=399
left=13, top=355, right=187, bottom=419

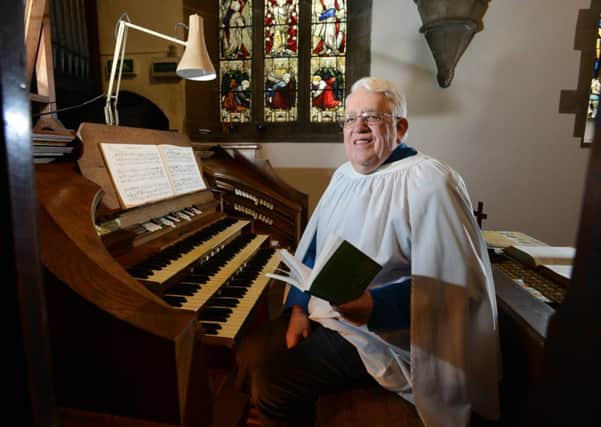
left=35, top=123, right=306, bottom=426
left=201, top=145, right=308, bottom=251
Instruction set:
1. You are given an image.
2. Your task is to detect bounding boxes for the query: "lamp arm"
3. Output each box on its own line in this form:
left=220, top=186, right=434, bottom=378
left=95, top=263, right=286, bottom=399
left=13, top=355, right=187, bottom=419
left=105, top=20, right=127, bottom=125
left=123, top=21, right=187, bottom=47
left=104, top=20, right=187, bottom=125
left=113, top=26, right=129, bottom=125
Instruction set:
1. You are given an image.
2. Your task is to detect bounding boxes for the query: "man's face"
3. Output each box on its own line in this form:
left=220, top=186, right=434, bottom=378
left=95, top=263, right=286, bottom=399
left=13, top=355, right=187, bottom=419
left=343, top=88, right=408, bottom=174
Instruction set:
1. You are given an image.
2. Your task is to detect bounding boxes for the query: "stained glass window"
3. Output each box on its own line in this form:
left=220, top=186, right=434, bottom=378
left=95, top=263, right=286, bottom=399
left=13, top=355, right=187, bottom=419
left=310, top=0, right=346, bottom=124
left=219, top=0, right=253, bottom=123
left=264, top=57, right=298, bottom=121
left=264, top=0, right=299, bottom=57
left=587, top=15, right=601, bottom=122
left=264, top=0, right=299, bottom=122
left=583, top=14, right=601, bottom=145
left=212, top=0, right=369, bottom=140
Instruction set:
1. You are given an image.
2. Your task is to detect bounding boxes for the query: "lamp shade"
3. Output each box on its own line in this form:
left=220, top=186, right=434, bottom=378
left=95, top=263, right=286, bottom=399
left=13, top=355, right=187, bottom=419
left=177, top=14, right=216, bottom=81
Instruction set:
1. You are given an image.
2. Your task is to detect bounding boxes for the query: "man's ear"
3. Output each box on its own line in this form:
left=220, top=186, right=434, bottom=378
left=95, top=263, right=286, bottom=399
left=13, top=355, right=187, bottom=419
left=396, top=117, right=409, bottom=142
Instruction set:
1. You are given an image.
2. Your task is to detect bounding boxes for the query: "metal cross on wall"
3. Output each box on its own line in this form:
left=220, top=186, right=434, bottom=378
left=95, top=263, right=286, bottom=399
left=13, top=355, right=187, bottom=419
left=473, top=201, right=487, bottom=228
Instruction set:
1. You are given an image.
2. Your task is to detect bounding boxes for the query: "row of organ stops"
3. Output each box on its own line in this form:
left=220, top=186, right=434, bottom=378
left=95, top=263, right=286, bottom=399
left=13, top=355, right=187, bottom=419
left=233, top=203, right=274, bottom=225
left=234, top=187, right=274, bottom=209
left=126, top=217, right=238, bottom=279
left=141, top=206, right=203, bottom=232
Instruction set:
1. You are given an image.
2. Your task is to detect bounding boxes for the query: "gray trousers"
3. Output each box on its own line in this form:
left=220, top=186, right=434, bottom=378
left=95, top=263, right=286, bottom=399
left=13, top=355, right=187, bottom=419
left=234, top=311, right=377, bottom=427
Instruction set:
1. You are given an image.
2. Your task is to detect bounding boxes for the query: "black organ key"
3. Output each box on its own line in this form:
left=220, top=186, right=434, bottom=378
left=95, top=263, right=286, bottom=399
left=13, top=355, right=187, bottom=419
left=199, top=307, right=233, bottom=322
left=219, top=287, right=246, bottom=298
left=163, top=295, right=186, bottom=307
left=208, top=297, right=239, bottom=308
left=127, top=268, right=152, bottom=278
left=172, top=283, right=201, bottom=291
left=202, top=307, right=233, bottom=316
left=168, top=284, right=199, bottom=296
left=183, top=274, right=210, bottom=283
left=200, top=322, right=222, bottom=335
left=228, top=279, right=252, bottom=288
left=177, top=282, right=204, bottom=291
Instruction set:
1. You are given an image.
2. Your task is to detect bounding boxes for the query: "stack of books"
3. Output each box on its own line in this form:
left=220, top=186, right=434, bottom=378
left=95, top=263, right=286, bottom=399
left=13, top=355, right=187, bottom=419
left=32, top=129, right=77, bottom=163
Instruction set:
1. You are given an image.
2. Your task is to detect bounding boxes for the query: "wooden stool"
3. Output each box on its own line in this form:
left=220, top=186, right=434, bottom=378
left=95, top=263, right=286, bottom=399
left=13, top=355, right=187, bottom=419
left=316, top=386, right=424, bottom=427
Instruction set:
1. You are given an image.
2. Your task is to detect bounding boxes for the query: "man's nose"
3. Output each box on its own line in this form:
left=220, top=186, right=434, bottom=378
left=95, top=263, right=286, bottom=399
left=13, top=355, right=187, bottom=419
left=351, top=116, right=370, bottom=130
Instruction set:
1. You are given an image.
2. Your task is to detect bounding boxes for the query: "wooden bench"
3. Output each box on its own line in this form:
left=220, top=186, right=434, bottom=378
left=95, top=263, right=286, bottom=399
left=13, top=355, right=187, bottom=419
left=316, top=386, right=424, bottom=427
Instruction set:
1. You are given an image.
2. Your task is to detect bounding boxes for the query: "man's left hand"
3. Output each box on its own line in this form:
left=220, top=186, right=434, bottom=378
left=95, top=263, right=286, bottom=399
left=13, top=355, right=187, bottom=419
left=333, top=291, right=373, bottom=326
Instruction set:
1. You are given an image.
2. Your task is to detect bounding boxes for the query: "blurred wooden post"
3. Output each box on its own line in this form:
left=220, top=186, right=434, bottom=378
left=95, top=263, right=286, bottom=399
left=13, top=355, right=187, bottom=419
left=5, top=0, right=58, bottom=425
left=533, top=94, right=601, bottom=426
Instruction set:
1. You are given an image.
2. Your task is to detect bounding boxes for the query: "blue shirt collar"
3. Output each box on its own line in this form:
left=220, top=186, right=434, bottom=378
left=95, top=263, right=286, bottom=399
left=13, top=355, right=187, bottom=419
left=383, top=143, right=417, bottom=165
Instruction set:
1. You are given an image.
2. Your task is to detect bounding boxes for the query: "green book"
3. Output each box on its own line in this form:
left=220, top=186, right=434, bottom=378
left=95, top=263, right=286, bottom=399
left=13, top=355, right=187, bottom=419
left=267, top=234, right=382, bottom=305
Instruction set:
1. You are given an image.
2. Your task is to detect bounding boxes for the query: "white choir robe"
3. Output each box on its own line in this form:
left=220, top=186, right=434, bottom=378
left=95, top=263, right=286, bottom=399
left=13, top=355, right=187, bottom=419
left=294, top=152, right=500, bottom=427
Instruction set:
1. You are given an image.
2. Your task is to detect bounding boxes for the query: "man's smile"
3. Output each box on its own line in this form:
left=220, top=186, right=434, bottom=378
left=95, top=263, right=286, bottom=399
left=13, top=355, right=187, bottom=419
left=353, top=137, right=373, bottom=145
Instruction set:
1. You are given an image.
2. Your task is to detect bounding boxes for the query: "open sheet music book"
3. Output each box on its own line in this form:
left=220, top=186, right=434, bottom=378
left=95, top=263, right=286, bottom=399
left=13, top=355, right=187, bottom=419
left=503, top=245, right=575, bottom=268
left=267, top=234, right=382, bottom=305
left=99, top=143, right=207, bottom=209
left=504, top=245, right=575, bottom=287
left=482, top=230, right=547, bottom=249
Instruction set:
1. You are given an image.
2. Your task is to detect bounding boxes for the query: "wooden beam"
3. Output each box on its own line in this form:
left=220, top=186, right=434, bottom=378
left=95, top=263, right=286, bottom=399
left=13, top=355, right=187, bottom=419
left=35, top=1, right=56, bottom=116
left=24, top=0, right=47, bottom=86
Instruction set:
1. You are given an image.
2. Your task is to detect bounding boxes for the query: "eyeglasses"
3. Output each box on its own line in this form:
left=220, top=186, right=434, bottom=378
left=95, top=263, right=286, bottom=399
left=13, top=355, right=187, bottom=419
left=338, top=112, right=398, bottom=129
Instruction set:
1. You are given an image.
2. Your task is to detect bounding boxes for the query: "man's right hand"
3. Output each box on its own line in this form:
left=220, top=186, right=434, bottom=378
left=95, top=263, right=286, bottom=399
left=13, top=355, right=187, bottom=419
left=286, top=305, right=311, bottom=349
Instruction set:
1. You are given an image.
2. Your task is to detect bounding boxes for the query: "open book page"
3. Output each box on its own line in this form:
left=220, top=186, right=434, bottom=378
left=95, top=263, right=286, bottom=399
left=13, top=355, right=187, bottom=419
left=482, top=230, right=547, bottom=249
left=542, top=264, right=572, bottom=278
left=540, top=264, right=572, bottom=287
left=504, top=245, right=575, bottom=267
left=158, top=145, right=207, bottom=195
left=266, top=249, right=312, bottom=292
left=99, top=143, right=174, bottom=208
left=266, top=234, right=345, bottom=293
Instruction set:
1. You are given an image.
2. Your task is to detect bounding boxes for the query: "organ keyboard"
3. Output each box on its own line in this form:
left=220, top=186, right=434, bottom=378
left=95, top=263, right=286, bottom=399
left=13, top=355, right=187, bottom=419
left=127, top=217, right=250, bottom=286
left=203, top=247, right=281, bottom=343
left=36, top=123, right=291, bottom=426
left=163, top=232, right=268, bottom=311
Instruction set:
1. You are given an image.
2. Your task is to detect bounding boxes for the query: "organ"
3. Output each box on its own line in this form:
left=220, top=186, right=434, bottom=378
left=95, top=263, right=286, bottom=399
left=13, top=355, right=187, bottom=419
left=201, top=145, right=309, bottom=251
left=36, top=122, right=306, bottom=425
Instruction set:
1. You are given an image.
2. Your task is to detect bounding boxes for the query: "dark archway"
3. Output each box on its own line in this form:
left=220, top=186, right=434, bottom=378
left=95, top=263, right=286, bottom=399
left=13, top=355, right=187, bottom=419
left=38, top=90, right=170, bottom=132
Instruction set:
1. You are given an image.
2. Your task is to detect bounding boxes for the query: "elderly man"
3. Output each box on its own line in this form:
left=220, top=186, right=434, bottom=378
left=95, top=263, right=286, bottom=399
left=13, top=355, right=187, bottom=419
left=235, top=77, right=500, bottom=427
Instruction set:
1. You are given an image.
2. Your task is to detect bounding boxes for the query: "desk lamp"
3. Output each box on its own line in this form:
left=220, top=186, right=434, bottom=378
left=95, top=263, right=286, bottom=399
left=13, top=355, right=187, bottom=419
left=104, top=13, right=215, bottom=125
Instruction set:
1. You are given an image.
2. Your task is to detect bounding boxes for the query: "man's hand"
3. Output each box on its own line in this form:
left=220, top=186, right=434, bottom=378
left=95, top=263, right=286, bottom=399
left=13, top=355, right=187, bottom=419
left=286, top=305, right=311, bottom=349
left=334, top=291, right=373, bottom=326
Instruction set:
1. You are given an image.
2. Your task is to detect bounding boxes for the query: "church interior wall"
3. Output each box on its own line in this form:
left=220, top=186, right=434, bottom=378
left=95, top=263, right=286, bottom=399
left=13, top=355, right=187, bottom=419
left=94, top=0, right=591, bottom=246
left=265, top=0, right=591, bottom=246
left=96, top=0, right=186, bottom=131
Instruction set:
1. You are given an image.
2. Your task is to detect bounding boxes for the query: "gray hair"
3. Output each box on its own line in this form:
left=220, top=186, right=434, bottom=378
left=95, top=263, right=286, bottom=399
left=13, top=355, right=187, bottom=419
left=347, top=77, right=407, bottom=119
